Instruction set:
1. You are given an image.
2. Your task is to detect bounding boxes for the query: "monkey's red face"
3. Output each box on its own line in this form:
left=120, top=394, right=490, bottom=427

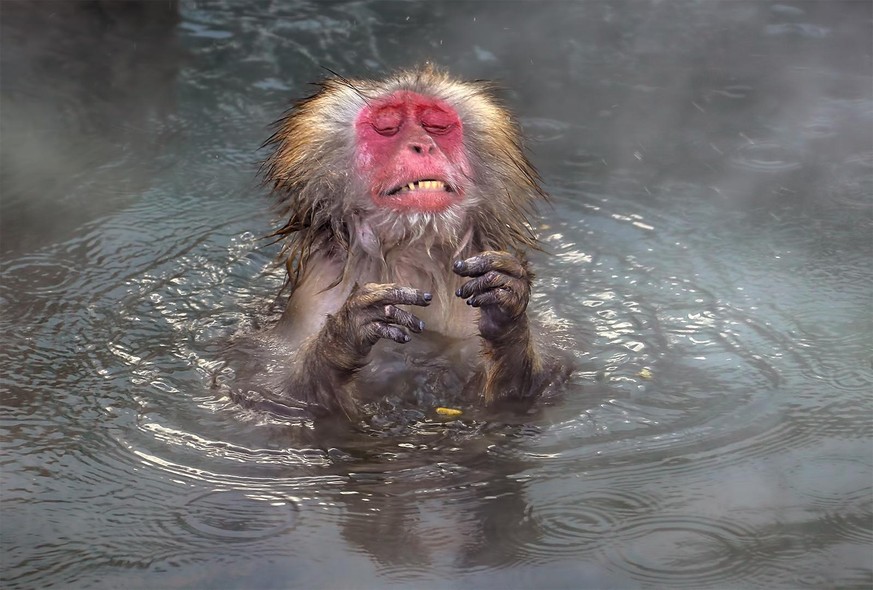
left=355, top=91, right=470, bottom=213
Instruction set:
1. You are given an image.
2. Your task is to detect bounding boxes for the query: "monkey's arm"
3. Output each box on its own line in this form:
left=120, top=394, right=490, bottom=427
left=454, top=251, right=549, bottom=402
left=286, top=283, right=431, bottom=417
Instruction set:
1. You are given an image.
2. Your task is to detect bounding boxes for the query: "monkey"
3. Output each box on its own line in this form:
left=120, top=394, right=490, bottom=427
left=248, top=65, right=567, bottom=420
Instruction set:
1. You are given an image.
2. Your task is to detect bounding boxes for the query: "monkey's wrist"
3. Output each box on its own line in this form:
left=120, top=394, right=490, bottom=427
left=479, top=314, right=531, bottom=346
left=314, top=316, right=371, bottom=373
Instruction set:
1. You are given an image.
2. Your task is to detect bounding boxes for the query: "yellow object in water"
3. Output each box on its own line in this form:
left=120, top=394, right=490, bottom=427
left=436, top=407, right=463, bottom=417
left=638, top=367, right=653, bottom=380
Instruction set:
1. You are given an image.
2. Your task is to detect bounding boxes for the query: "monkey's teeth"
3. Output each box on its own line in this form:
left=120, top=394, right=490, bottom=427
left=391, top=180, right=449, bottom=195
left=415, top=180, right=446, bottom=190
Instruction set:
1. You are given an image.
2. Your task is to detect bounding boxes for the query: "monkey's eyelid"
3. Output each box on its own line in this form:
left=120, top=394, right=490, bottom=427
left=372, top=125, right=400, bottom=136
left=422, top=124, right=453, bottom=134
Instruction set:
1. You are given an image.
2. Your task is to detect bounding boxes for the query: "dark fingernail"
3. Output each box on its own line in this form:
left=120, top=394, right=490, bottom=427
left=423, top=292, right=432, bottom=302
left=453, top=260, right=464, bottom=271
left=418, top=320, right=425, bottom=331
left=455, top=288, right=462, bottom=297
left=402, top=334, right=410, bottom=343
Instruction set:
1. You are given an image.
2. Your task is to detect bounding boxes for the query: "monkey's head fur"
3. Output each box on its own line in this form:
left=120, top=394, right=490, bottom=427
left=262, top=65, right=547, bottom=287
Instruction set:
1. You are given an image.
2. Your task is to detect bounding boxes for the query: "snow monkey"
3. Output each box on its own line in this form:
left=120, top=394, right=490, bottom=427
left=256, top=65, right=566, bottom=419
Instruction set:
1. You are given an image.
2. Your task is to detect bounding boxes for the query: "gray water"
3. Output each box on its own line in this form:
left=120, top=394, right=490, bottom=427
left=1, top=1, right=871, bottom=588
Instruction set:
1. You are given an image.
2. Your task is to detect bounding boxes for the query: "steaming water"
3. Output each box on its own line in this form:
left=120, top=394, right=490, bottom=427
left=2, top=1, right=871, bottom=588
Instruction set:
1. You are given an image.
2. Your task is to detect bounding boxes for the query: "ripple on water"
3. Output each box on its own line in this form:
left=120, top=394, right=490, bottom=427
left=519, top=116, right=572, bottom=143
left=1, top=254, right=79, bottom=297
left=730, top=140, right=803, bottom=173
left=821, top=509, right=873, bottom=547
left=175, top=489, right=299, bottom=543
left=828, top=151, right=873, bottom=211
left=830, top=365, right=873, bottom=392
left=513, top=489, right=660, bottom=563
left=600, top=514, right=761, bottom=587
left=129, top=416, right=336, bottom=478
left=785, top=454, right=873, bottom=545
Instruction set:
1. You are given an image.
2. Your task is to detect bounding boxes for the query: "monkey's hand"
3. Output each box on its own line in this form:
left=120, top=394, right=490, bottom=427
left=453, top=251, right=531, bottom=342
left=318, top=283, right=432, bottom=371
left=454, top=252, right=544, bottom=402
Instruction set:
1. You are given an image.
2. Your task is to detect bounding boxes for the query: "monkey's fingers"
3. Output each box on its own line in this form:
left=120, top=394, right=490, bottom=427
left=383, top=286, right=432, bottom=308
left=465, top=289, right=512, bottom=309
left=455, top=270, right=511, bottom=299
left=384, top=305, right=425, bottom=333
left=464, top=276, right=528, bottom=318
left=357, top=283, right=432, bottom=308
left=453, top=251, right=527, bottom=279
left=371, top=322, right=410, bottom=344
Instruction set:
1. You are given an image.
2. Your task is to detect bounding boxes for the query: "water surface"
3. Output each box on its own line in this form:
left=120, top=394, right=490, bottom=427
left=1, top=1, right=871, bottom=588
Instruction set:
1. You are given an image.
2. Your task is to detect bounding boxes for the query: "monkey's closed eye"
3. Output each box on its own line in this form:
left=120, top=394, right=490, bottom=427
left=422, top=123, right=453, bottom=135
left=371, top=106, right=403, bottom=136
left=373, top=124, right=400, bottom=136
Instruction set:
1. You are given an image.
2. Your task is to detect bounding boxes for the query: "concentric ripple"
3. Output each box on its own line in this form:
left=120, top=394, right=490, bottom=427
left=730, top=140, right=803, bottom=173
left=785, top=454, right=873, bottom=546
left=175, top=490, right=299, bottom=543
left=526, top=489, right=660, bottom=557
left=787, top=455, right=872, bottom=507
left=601, top=515, right=761, bottom=587
left=461, top=488, right=663, bottom=570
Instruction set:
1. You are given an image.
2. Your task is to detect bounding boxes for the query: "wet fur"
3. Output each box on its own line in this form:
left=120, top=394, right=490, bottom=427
left=258, top=65, right=557, bottom=418
left=262, top=66, right=546, bottom=291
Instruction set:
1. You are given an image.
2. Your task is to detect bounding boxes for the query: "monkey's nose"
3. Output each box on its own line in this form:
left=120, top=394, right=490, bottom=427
left=408, top=136, right=436, bottom=155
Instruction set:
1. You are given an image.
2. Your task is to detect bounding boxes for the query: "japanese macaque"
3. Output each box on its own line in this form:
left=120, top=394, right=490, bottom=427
left=255, top=65, right=565, bottom=420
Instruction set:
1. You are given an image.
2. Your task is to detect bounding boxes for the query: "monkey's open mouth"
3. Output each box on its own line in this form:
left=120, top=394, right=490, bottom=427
left=385, top=179, right=453, bottom=196
left=376, top=178, right=460, bottom=212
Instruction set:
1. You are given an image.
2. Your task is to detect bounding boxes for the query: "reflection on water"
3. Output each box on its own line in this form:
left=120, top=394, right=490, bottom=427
left=1, top=1, right=871, bottom=589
